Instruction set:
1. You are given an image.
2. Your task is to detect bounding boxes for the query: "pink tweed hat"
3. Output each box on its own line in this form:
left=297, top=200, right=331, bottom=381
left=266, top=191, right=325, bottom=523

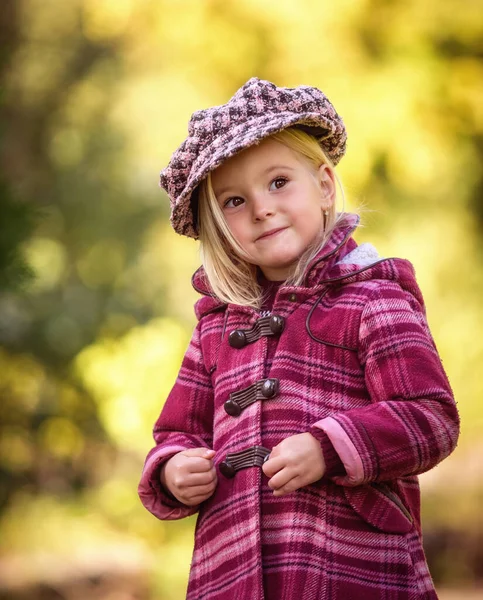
left=160, top=77, right=347, bottom=239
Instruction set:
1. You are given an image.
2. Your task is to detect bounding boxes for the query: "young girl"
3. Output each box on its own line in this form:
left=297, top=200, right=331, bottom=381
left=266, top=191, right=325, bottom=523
left=138, top=78, right=459, bottom=600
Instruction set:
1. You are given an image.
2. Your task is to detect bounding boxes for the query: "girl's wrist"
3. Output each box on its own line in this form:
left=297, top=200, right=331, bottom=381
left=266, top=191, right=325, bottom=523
left=158, top=459, right=176, bottom=496
left=158, top=461, right=181, bottom=503
left=310, top=428, right=346, bottom=477
left=159, top=462, right=168, bottom=487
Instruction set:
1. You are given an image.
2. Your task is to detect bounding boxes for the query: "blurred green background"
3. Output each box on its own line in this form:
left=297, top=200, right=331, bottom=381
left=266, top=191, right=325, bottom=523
left=0, top=0, right=482, bottom=598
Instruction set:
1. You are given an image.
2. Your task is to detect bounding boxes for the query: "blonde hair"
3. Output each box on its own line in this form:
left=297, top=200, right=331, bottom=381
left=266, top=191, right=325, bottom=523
left=198, top=127, right=347, bottom=308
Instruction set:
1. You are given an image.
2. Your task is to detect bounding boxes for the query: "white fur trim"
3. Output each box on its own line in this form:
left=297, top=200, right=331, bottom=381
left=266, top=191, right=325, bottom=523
left=338, top=243, right=381, bottom=267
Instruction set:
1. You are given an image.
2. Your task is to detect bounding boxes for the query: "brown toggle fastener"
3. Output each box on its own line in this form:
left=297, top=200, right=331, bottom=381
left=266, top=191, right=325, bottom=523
left=224, top=378, right=280, bottom=416
left=219, top=461, right=236, bottom=478
left=219, top=445, right=271, bottom=478
left=269, top=314, right=285, bottom=334
left=228, top=329, right=247, bottom=349
left=261, top=378, right=279, bottom=398
left=223, top=398, right=242, bottom=417
left=228, top=315, right=285, bottom=349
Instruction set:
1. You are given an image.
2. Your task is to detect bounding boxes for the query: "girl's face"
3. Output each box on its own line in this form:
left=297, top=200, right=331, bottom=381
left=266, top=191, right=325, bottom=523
left=211, top=138, right=335, bottom=281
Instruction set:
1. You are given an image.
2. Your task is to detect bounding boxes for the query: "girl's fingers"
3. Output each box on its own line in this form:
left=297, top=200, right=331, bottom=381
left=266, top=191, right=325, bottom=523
left=181, top=493, right=210, bottom=507
left=182, top=448, right=215, bottom=459
left=262, top=455, right=285, bottom=478
left=272, top=475, right=303, bottom=496
left=184, top=469, right=217, bottom=487
left=189, top=490, right=216, bottom=504
left=185, top=457, right=215, bottom=473
left=267, top=467, right=295, bottom=491
left=184, top=481, right=217, bottom=500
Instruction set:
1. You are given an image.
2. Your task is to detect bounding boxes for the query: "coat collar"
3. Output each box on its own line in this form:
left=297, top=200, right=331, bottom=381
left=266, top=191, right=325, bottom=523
left=303, top=213, right=359, bottom=287
left=192, top=213, right=361, bottom=318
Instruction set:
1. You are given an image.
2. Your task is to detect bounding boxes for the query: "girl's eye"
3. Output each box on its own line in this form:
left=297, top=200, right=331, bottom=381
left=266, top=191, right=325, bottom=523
left=270, top=177, right=288, bottom=191
left=224, top=197, right=245, bottom=209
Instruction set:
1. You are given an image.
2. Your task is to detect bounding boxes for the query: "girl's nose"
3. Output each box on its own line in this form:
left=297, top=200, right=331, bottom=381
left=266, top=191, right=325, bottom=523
left=251, top=194, right=275, bottom=221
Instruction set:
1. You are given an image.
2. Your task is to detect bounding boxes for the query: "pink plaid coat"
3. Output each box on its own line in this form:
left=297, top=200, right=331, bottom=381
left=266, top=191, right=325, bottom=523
left=139, top=214, right=459, bottom=600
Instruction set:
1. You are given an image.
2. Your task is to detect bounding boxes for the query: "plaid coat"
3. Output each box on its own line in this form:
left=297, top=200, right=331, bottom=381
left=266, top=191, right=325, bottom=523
left=139, top=214, right=459, bottom=600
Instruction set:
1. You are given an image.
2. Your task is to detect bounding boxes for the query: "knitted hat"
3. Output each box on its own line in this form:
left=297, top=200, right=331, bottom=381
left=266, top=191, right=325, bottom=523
left=160, top=77, right=347, bottom=239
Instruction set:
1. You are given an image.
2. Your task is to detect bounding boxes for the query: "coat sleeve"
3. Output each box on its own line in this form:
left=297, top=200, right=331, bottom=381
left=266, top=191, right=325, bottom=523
left=312, top=281, right=459, bottom=486
left=138, top=320, right=214, bottom=519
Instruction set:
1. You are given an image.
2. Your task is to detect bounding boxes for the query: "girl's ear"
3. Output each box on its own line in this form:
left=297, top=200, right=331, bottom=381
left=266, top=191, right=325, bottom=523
left=317, top=163, right=336, bottom=207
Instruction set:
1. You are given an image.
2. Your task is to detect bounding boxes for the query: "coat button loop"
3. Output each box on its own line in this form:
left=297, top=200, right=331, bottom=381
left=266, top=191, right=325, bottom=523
left=269, top=315, right=285, bottom=335
left=219, top=461, right=236, bottom=478
left=229, top=329, right=247, bottom=348
left=261, top=378, right=279, bottom=399
left=224, top=398, right=241, bottom=416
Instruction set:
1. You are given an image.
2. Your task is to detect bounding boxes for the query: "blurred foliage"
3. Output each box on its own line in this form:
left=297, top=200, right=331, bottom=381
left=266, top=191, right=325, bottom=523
left=0, top=0, right=482, bottom=598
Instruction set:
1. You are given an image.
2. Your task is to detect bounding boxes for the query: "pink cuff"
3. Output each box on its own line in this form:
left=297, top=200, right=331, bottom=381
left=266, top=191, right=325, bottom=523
left=138, top=445, right=198, bottom=520
left=312, top=417, right=364, bottom=486
left=310, top=427, right=346, bottom=477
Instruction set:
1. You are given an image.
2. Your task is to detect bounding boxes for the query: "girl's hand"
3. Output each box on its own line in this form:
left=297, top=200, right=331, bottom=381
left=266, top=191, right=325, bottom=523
left=161, top=448, right=217, bottom=506
left=262, top=433, right=326, bottom=496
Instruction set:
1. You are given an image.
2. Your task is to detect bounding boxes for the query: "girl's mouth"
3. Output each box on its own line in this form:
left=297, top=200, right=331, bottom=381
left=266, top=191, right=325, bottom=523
left=256, top=227, right=287, bottom=241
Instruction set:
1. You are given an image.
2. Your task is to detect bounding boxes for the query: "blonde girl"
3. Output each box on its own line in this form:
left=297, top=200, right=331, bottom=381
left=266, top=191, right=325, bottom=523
left=139, top=78, right=459, bottom=600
